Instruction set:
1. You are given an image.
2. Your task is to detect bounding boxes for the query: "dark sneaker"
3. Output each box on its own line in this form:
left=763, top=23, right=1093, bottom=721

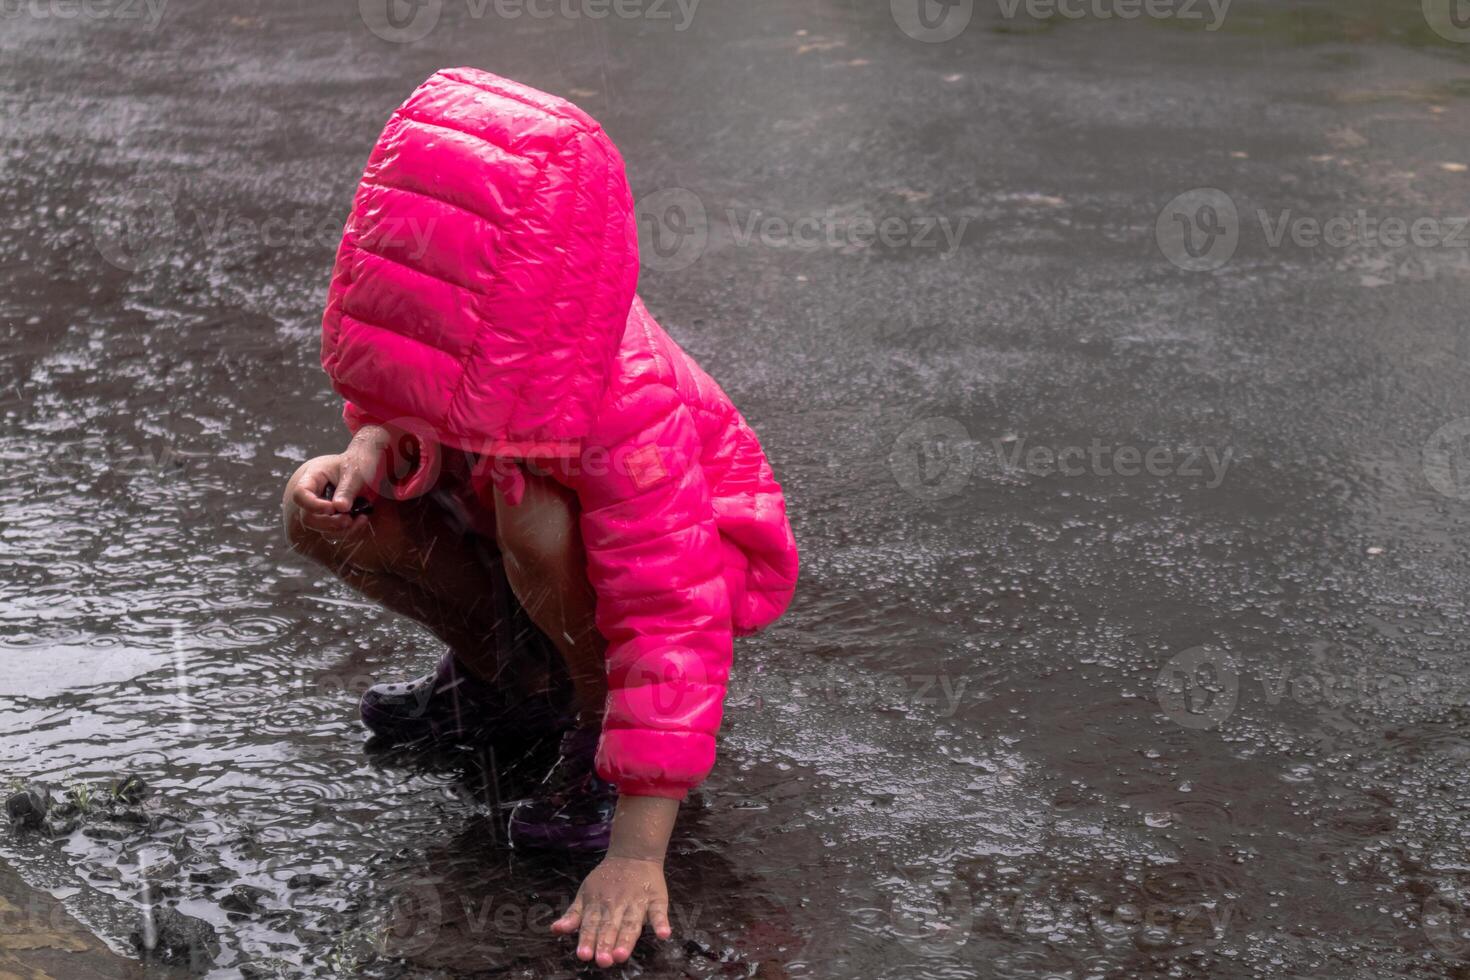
left=507, top=727, right=617, bottom=852
left=360, top=652, right=569, bottom=748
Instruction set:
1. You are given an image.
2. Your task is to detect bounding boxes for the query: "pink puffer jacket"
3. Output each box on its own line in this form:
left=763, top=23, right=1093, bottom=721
left=319, top=68, right=799, bottom=799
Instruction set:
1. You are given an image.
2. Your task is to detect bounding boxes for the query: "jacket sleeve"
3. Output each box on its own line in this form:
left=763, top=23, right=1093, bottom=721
left=340, top=401, right=442, bottom=501
left=342, top=400, right=378, bottom=434
left=573, top=386, right=733, bottom=800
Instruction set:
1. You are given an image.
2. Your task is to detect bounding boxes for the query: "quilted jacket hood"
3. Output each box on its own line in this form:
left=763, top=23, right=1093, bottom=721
left=321, top=67, right=640, bottom=455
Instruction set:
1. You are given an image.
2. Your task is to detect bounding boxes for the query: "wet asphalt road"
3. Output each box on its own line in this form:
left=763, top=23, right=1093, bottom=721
left=3, top=0, right=1470, bottom=977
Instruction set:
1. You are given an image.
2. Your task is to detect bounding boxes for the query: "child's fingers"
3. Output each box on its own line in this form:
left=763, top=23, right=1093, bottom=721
left=647, top=900, right=673, bottom=940
left=594, top=906, right=626, bottom=968
left=298, top=509, right=353, bottom=533
left=292, top=480, right=336, bottom=514
left=330, top=474, right=360, bottom=512
left=551, top=897, right=583, bottom=935
left=576, top=904, right=605, bottom=961
left=314, top=506, right=355, bottom=527
left=611, top=903, right=645, bottom=962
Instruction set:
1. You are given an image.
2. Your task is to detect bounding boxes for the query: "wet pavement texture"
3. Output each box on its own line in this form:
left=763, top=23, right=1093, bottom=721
left=3, top=0, right=1470, bottom=977
left=0, top=854, right=142, bottom=979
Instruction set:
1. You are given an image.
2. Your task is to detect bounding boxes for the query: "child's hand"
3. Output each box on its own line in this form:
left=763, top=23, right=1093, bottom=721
left=552, top=856, right=673, bottom=967
left=287, top=426, right=390, bottom=538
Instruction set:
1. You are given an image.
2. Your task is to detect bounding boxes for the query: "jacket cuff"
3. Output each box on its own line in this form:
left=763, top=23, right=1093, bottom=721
left=342, top=400, right=379, bottom=434
left=339, top=403, right=441, bottom=502
left=613, top=782, right=689, bottom=801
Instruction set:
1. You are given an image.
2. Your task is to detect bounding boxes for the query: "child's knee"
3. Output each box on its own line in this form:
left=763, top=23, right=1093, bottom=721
left=494, top=469, right=582, bottom=586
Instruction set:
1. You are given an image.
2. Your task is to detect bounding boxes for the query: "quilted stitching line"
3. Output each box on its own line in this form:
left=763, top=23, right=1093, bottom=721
left=443, top=128, right=582, bottom=439
left=335, top=314, right=460, bottom=413
left=339, top=312, right=467, bottom=365
left=396, top=113, right=536, bottom=164
left=363, top=176, right=502, bottom=228
left=441, top=69, right=593, bottom=132
left=352, top=237, right=489, bottom=298
left=493, top=131, right=588, bottom=439
left=554, top=141, right=623, bottom=435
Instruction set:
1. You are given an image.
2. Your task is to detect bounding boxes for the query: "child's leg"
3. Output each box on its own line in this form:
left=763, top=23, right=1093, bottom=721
left=281, top=460, right=546, bottom=692
left=490, top=463, right=608, bottom=723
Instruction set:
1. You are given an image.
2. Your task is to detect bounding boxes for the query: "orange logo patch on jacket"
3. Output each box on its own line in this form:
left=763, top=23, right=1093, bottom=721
left=625, top=444, right=669, bottom=490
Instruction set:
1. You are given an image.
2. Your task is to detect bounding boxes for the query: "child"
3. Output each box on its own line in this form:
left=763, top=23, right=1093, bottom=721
left=280, top=68, right=799, bottom=968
